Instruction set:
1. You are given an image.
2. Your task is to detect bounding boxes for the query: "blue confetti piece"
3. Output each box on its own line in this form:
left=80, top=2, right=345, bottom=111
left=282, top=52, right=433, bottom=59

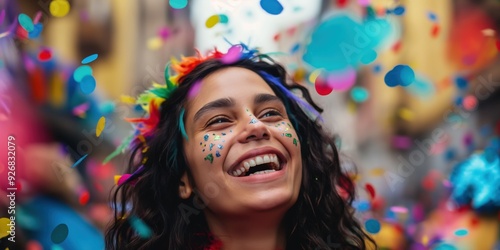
left=454, top=76, right=468, bottom=90
left=18, top=13, right=34, bottom=32
left=360, top=50, right=377, bottom=64
left=80, top=75, right=96, bottom=94
left=353, top=200, right=371, bottom=212
left=82, top=54, right=98, bottom=64
left=351, top=87, right=369, bottom=103
left=169, top=0, right=188, bottom=9
left=28, top=23, right=43, bottom=39
left=73, top=65, right=93, bottom=82
left=454, top=96, right=463, bottom=106
left=72, top=154, right=88, bottom=168
left=427, top=11, right=438, bottom=22
left=364, top=219, right=381, bottom=234
left=384, top=65, right=415, bottom=87
left=290, top=43, right=301, bottom=54
left=454, top=228, right=468, bottom=237
left=393, top=6, right=405, bottom=16
left=218, top=14, right=229, bottom=24
left=51, top=223, right=69, bottom=244
left=373, top=64, right=382, bottom=73
left=434, top=243, right=457, bottom=250
left=260, top=0, right=284, bottom=15
left=129, top=215, right=153, bottom=239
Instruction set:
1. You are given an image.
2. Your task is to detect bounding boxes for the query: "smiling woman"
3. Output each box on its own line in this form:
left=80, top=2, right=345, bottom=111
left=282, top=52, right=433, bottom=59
left=105, top=44, right=376, bottom=249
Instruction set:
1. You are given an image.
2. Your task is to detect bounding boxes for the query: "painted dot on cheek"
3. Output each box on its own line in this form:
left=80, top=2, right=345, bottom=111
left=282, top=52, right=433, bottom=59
left=204, top=154, right=214, bottom=163
left=293, top=138, right=298, bottom=146
left=204, top=134, right=209, bottom=141
left=250, top=118, right=257, bottom=124
left=214, top=135, right=221, bottom=140
left=218, top=144, right=223, bottom=149
left=209, top=143, right=214, bottom=151
left=222, top=132, right=226, bottom=136
left=216, top=151, right=221, bottom=157
left=285, top=133, right=292, bottom=138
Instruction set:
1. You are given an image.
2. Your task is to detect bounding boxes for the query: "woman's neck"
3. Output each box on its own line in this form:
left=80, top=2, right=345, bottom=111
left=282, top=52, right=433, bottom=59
left=204, top=210, right=286, bottom=250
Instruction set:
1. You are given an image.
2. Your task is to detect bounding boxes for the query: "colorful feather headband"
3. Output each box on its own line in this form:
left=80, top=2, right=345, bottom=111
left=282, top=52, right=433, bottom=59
left=107, top=44, right=322, bottom=183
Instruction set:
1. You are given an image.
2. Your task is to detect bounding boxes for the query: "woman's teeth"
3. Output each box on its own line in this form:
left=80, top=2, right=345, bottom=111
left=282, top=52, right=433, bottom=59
left=230, top=154, right=281, bottom=177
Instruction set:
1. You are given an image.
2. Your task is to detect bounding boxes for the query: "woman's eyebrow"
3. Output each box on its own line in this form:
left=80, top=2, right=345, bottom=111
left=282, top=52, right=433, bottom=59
left=194, top=97, right=235, bottom=122
left=254, top=93, right=282, bottom=105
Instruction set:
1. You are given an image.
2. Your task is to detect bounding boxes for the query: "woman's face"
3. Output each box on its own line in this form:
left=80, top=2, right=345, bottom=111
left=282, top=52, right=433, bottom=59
left=182, top=67, right=302, bottom=216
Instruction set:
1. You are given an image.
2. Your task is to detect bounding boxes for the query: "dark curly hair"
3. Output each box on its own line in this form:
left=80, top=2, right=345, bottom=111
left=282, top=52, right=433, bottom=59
left=105, top=55, right=376, bottom=249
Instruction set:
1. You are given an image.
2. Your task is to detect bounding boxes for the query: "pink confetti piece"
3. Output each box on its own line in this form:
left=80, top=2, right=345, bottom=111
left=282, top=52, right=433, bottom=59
left=390, top=206, right=408, bottom=213
left=221, top=45, right=242, bottom=64
left=73, top=102, right=90, bottom=116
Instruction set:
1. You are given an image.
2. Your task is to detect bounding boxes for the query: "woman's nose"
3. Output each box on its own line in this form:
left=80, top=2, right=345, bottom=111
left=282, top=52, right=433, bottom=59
left=237, top=115, right=271, bottom=143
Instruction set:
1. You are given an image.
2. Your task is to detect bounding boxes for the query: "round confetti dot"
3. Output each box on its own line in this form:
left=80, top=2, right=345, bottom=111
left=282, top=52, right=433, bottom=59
left=360, top=50, right=377, bottom=64
left=315, top=76, right=333, bottom=96
left=38, top=49, right=52, bottom=61
left=147, top=37, right=163, bottom=50
left=455, top=228, right=469, bottom=237
left=463, top=95, right=477, bottom=111
left=81, top=54, right=98, bottom=64
left=96, top=116, right=106, bottom=137
left=18, top=13, right=34, bottom=32
left=73, top=65, right=93, bottom=82
left=51, top=223, right=69, bottom=244
left=384, top=65, right=415, bottom=87
left=205, top=15, right=220, bottom=28
left=80, top=75, right=96, bottom=94
left=393, top=6, right=405, bottom=15
left=434, top=243, right=457, bottom=250
left=260, top=0, right=284, bottom=15
left=364, top=219, right=381, bottom=234
left=290, top=43, right=300, bottom=54
left=390, top=206, right=408, bottom=214
left=454, top=76, right=468, bottom=89
left=0, top=217, right=11, bottom=238
left=169, top=0, right=188, bottom=9
left=353, top=200, right=371, bottom=212
left=50, top=0, right=71, bottom=18
left=308, top=69, right=322, bottom=84
left=427, top=11, right=438, bottom=22
left=218, top=14, right=229, bottom=24
left=351, top=87, right=369, bottom=103
left=28, top=23, right=43, bottom=39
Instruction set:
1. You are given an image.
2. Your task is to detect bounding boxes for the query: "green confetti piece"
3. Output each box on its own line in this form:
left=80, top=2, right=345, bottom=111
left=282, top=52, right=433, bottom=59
left=204, top=153, right=214, bottom=163
left=103, top=133, right=134, bottom=164
left=285, top=133, right=292, bottom=138
left=293, top=138, right=298, bottom=146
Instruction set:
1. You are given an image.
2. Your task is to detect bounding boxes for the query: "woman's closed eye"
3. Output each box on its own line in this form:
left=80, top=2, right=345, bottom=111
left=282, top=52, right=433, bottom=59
left=206, top=116, right=231, bottom=127
left=260, top=109, right=283, bottom=119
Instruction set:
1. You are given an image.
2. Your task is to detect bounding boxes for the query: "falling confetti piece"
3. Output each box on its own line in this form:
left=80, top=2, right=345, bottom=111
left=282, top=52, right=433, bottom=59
left=351, top=87, right=369, bottom=103
left=71, top=154, right=88, bottom=168
left=314, top=76, right=333, bottom=96
left=169, top=0, right=188, bottom=9
left=384, top=65, right=415, bottom=87
left=80, top=75, right=96, bottom=94
left=369, top=168, right=385, bottom=176
left=0, top=217, right=11, bottom=238
left=392, top=40, right=402, bottom=52
left=431, top=23, right=440, bottom=37
left=72, top=102, right=89, bottom=116
left=308, top=69, right=322, bottom=84
left=117, top=174, right=132, bottom=185
left=96, top=116, right=106, bottom=137
left=221, top=45, right=242, bottom=64
left=390, top=206, right=408, bottom=213
left=73, top=65, right=93, bottom=82
left=427, top=11, right=438, bottom=22
left=260, top=0, right=283, bottom=15
left=462, top=95, right=477, bottom=111
left=82, top=54, right=98, bottom=64
left=327, top=67, right=356, bottom=91
left=38, top=48, right=52, bottom=61
left=79, top=191, right=90, bottom=205
left=364, top=219, right=381, bottom=234
left=206, top=15, right=220, bottom=28
left=393, top=6, right=405, bottom=16
left=51, top=223, right=69, bottom=244
left=434, top=243, right=457, bottom=250
left=398, top=108, right=414, bottom=121
left=129, top=215, right=153, bottom=238
left=364, top=183, right=376, bottom=199
left=360, top=50, right=377, bottom=64
left=454, top=228, right=468, bottom=237
left=18, top=13, right=34, bottom=32
left=337, top=0, right=348, bottom=8
left=114, top=175, right=121, bottom=185
left=353, top=200, right=371, bottom=212
left=28, top=23, right=43, bottom=39
left=50, top=0, right=71, bottom=18
left=290, top=43, right=300, bottom=54
left=147, top=37, right=163, bottom=50
left=392, top=135, right=412, bottom=149
left=120, top=95, right=136, bottom=104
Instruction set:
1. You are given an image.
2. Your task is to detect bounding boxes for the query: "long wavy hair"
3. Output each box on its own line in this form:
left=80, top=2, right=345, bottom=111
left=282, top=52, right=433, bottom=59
left=105, top=55, right=376, bottom=249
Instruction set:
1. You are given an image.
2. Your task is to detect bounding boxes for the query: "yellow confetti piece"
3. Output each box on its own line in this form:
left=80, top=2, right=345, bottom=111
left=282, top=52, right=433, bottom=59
left=50, top=73, right=65, bottom=107
left=50, top=0, right=71, bottom=18
left=369, top=168, right=385, bottom=176
left=114, top=175, right=121, bottom=185
left=422, top=235, right=428, bottom=245
left=0, top=217, right=12, bottom=238
left=308, top=69, right=322, bottom=84
left=147, top=37, right=163, bottom=50
left=205, top=15, right=220, bottom=28
left=96, top=116, right=106, bottom=137
left=398, top=108, right=414, bottom=121
left=120, top=95, right=136, bottom=104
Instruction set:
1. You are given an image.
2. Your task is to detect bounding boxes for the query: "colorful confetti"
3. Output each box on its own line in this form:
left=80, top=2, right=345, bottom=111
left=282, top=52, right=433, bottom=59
left=392, top=6, right=405, bottom=16
left=169, top=0, right=188, bottom=9
left=314, top=76, right=333, bottom=96
left=462, top=95, right=477, bottom=111
left=384, top=65, right=415, bottom=87
left=260, top=0, right=284, bottom=15
left=73, top=65, right=93, bottom=82
left=50, top=0, right=71, bottom=18
left=205, top=14, right=229, bottom=28
left=454, top=228, right=468, bottom=237
left=80, top=75, right=97, bottom=94
left=82, top=54, right=98, bottom=64
left=364, top=219, right=381, bottom=234
left=431, top=23, right=440, bottom=37
left=0, top=217, right=11, bottom=238
left=18, top=13, right=34, bottom=32
left=351, top=87, right=369, bottom=103
left=38, top=48, right=52, bottom=61
left=71, top=154, right=88, bottom=168
left=96, top=116, right=106, bottom=137
left=221, top=45, right=242, bottom=64
left=365, top=183, right=376, bottom=199
left=51, top=223, right=69, bottom=244
left=327, top=67, right=356, bottom=91
left=128, top=215, right=153, bottom=239
left=79, top=190, right=90, bottom=205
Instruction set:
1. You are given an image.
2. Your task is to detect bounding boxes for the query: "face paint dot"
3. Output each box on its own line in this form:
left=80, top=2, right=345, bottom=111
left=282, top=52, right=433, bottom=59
left=216, top=151, right=221, bottom=157
left=293, top=138, right=298, bottom=146
left=222, top=132, right=226, bottom=136
left=217, top=144, right=223, bottom=149
left=202, top=149, right=205, bottom=152
left=230, top=130, right=232, bottom=133
left=209, top=143, right=214, bottom=151
left=214, top=135, right=221, bottom=141
left=199, top=142, right=202, bottom=146
left=285, top=133, right=292, bottom=138
left=250, top=118, right=258, bottom=124
left=204, top=153, right=214, bottom=163
left=204, top=134, right=209, bottom=141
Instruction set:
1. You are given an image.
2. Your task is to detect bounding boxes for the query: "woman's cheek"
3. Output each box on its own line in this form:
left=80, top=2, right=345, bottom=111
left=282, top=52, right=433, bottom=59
left=199, top=130, right=232, bottom=164
left=272, top=122, right=299, bottom=147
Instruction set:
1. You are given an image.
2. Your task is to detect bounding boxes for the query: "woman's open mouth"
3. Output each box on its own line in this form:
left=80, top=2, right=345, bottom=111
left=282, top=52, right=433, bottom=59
left=228, top=153, right=284, bottom=177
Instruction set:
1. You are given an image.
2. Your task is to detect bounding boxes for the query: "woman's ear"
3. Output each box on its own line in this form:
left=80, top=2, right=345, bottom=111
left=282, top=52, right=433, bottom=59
left=178, top=172, right=193, bottom=199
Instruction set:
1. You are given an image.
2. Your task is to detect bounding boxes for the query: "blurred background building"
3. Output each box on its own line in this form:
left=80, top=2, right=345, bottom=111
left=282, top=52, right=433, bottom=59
left=1, top=0, right=499, bottom=249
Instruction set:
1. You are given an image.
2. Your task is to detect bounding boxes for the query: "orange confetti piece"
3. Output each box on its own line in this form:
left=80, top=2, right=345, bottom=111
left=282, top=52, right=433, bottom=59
left=114, top=175, right=121, bottom=185
left=431, top=23, right=440, bottom=37
left=365, top=183, right=376, bottom=199
left=369, top=168, right=385, bottom=176
left=392, top=40, right=402, bottom=52
left=273, top=33, right=280, bottom=41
